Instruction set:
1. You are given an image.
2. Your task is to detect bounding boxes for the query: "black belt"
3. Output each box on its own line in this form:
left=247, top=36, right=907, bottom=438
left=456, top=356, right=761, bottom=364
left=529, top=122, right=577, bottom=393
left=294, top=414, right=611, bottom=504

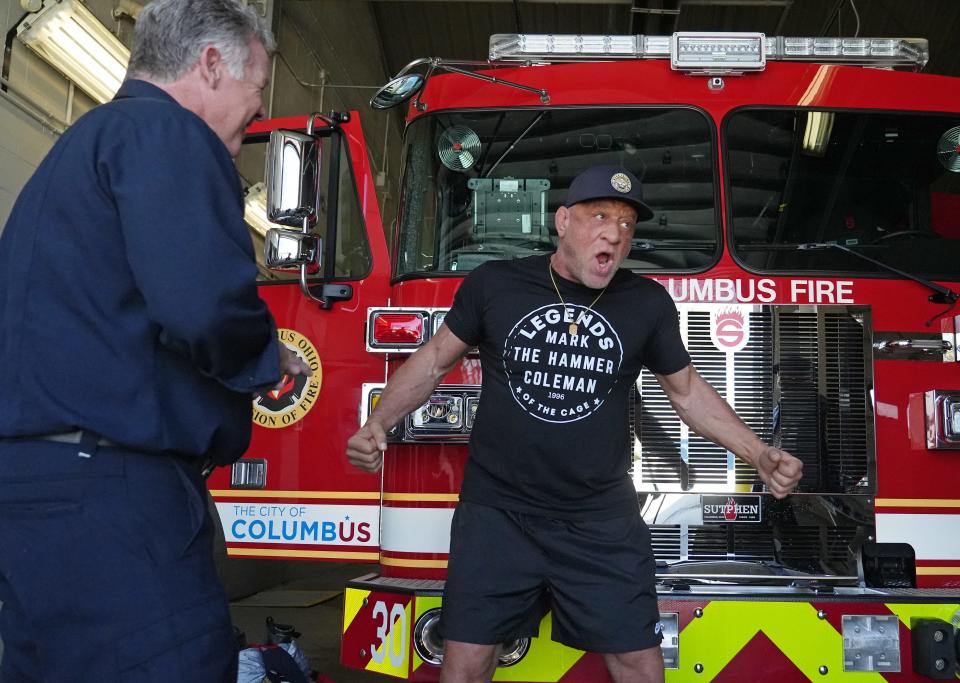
left=8, top=431, right=215, bottom=477
left=33, top=430, right=117, bottom=448
left=6, top=430, right=117, bottom=458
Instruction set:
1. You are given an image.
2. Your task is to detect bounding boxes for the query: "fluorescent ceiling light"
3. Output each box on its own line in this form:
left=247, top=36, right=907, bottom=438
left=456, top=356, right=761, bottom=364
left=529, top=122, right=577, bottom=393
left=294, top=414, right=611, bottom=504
left=17, top=0, right=129, bottom=104
left=802, top=111, right=835, bottom=157
left=244, top=182, right=273, bottom=238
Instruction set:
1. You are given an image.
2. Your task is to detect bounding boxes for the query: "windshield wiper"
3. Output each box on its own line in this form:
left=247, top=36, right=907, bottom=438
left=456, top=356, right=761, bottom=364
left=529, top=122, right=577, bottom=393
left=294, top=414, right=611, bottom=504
left=798, top=242, right=958, bottom=304
left=741, top=241, right=958, bottom=304
left=482, top=111, right=545, bottom=178
left=633, top=239, right=716, bottom=251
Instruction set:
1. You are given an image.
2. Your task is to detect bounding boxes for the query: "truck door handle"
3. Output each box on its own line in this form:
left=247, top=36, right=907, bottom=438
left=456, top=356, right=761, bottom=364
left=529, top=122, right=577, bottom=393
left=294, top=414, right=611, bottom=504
left=310, top=283, right=354, bottom=310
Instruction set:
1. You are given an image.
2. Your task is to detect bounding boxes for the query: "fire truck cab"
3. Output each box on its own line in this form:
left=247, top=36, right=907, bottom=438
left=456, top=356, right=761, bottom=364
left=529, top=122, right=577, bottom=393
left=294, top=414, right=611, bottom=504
left=210, top=32, right=960, bottom=681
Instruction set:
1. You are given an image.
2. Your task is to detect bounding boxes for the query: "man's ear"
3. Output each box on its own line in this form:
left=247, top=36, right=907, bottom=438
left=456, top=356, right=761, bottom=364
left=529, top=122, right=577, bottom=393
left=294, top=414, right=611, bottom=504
left=197, top=45, right=224, bottom=88
left=555, top=205, right=569, bottom=238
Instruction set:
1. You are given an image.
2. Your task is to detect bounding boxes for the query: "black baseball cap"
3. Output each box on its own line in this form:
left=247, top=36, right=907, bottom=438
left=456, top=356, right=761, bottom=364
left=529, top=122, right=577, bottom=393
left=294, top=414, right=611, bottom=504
left=563, top=165, right=654, bottom=222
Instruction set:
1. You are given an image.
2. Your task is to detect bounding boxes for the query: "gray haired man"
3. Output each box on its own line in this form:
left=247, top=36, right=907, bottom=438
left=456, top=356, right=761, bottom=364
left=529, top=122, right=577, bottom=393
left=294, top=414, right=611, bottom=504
left=0, top=1, right=308, bottom=680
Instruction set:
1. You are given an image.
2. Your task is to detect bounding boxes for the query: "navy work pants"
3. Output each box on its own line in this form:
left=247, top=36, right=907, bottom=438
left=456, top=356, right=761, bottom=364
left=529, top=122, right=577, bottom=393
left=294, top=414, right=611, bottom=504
left=0, top=439, right=237, bottom=682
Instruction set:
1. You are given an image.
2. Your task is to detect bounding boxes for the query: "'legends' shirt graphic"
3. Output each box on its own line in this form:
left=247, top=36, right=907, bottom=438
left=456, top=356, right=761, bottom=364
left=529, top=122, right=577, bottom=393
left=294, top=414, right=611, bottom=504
left=504, top=303, right=624, bottom=423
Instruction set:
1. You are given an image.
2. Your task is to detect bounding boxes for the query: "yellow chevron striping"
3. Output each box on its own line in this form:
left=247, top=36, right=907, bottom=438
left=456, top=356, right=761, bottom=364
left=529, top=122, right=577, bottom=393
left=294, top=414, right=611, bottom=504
left=875, top=498, right=960, bottom=507
left=667, top=601, right=884, bottom=682
left=343, top=587, right=371, bottom=634
left=227, top=548, right=379, bottom=560
left=351, top=593, right=960, bottom=680
left=210, top=489, right=380, bottom=499
left=886, top=602, right=960, bottom=628
left=491, top=613, right=586, bottom=682
left=409, top=597, right=584, bottom=681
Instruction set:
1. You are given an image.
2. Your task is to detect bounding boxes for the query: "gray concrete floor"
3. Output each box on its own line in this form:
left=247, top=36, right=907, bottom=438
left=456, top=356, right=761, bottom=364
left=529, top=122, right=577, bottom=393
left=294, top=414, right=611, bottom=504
left=229, top=562, right=375, bottom=683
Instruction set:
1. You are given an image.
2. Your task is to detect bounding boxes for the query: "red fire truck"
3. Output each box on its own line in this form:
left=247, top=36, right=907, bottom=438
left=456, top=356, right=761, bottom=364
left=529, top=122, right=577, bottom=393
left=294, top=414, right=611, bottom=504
left=209, top=32, right=960, bottom=681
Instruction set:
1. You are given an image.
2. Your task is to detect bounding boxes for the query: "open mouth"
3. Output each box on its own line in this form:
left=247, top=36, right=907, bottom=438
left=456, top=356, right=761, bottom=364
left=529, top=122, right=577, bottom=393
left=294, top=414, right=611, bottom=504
left=596, top=252, right=613, bottom=272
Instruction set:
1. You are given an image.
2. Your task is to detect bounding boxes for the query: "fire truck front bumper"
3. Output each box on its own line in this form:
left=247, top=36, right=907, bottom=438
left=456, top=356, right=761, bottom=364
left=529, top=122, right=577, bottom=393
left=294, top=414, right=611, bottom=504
left=340, top=575, right=960, bottom=681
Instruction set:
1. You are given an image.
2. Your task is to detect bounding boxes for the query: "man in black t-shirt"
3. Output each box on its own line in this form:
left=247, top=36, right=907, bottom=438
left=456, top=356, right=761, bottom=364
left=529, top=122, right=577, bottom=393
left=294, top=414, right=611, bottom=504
left=347, top=165, right=803, bottom=683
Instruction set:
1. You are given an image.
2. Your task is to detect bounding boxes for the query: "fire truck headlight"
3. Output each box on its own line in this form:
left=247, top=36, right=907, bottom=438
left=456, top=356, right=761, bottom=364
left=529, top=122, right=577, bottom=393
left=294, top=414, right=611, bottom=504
left=924, top=391, right=960, bottom=449
left=412, top=608, right=530, bottom=668
left=410, top=394, right=465, bottom=434
left=497, top=637, right=530, bottom=667
left=413, top=608, right=444, bottom=666
left=431, top=311, right=447, bottom=336
left=949, top=401, right=960, bottom=438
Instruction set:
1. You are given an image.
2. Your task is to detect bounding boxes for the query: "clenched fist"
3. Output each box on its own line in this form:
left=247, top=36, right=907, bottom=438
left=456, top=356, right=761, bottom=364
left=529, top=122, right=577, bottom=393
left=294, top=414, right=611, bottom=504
left=754, top=447, right=803, bottom=498
left=346, top=420, right=389, bottom=473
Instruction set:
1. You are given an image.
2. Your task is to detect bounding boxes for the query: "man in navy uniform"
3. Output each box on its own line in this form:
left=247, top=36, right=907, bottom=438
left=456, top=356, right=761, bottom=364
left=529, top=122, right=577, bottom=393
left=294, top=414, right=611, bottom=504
left=0, top=0, right=308, bottom=680
left=347, top=166, right=803, bottom=683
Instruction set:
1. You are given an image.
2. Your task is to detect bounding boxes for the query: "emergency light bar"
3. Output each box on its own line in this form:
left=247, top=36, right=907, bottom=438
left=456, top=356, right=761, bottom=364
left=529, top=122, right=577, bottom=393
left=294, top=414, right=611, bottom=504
left=672, top=33, right=765, bottom=72
left=489, top=32, right=929, bottom=73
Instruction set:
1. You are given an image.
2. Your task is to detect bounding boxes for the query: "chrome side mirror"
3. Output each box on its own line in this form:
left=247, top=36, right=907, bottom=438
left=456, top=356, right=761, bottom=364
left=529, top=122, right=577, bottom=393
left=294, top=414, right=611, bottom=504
left=370, top=73, right=425, bottom=110
left=263, top=114, right=336, bottom=305
left=264, top=229, right=320, bottom=272
left=265, top=128, right=321, bottom=227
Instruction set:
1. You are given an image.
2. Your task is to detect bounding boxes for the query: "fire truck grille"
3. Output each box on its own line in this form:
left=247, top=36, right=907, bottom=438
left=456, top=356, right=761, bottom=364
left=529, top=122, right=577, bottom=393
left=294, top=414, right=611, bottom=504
left=650, top=524, right=859, bottom=573
left=634, top=306, right=872, bottom=495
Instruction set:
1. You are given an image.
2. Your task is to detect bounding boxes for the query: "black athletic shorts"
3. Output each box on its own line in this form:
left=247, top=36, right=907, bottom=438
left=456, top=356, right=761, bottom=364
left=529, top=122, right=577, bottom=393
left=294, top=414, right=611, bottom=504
left=439, top=501, right=662, bottom=653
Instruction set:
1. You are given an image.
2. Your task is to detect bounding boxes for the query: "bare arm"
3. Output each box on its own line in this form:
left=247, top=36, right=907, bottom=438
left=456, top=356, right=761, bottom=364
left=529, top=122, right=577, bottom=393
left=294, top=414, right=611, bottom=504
left=346, top=325, right=472, bottom=472
left=655, top=363, right=803, bottom=498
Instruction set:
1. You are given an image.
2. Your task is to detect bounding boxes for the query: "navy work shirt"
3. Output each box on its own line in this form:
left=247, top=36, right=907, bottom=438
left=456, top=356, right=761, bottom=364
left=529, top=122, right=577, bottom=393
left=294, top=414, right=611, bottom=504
left=0, top=80, right=280, bottom=464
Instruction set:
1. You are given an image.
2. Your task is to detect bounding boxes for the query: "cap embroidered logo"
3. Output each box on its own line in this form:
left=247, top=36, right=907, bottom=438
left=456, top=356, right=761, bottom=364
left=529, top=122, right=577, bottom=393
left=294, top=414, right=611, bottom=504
left=610, top=172, right=632, bottom=193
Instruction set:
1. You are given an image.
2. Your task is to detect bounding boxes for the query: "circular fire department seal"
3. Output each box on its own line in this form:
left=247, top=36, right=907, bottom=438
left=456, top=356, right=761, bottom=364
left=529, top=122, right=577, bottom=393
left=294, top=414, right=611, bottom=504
left=610, top=172, right=632, bottom=193
left=252, top=328, right=323, bottom=429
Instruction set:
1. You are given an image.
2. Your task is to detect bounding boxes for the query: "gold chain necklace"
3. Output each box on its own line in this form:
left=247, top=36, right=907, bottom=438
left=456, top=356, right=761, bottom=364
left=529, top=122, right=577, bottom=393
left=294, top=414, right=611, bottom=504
left=548, top=260, right=607, bottom=336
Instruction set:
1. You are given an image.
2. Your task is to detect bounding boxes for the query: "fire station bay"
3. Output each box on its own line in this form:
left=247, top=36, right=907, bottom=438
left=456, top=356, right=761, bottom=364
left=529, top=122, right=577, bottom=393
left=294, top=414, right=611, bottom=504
left=3, top=1, right=960, bottom=681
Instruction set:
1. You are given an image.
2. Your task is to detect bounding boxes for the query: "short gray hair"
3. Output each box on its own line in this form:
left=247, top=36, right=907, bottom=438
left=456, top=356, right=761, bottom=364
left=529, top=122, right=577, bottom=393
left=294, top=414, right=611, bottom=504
left=127, top=0, right=276, bottom=82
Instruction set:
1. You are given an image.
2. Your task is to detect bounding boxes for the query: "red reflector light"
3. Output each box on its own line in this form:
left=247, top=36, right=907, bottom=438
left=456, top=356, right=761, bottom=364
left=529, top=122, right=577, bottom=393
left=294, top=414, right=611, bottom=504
left=373, top=313, right=425, bottom=345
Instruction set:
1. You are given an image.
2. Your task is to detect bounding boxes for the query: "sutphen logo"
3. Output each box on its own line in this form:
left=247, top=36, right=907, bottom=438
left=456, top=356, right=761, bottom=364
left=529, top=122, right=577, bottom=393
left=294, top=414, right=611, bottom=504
left=702, top=495, right=762, bottom=523
left=252, top=328, right=322, bottom=429
left=709, top=305, right=751, bottom=353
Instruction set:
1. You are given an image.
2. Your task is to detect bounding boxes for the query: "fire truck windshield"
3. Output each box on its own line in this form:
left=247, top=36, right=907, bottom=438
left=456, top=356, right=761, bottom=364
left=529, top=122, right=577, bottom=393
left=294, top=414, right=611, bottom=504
left=395, top=107, right=719, bottom=277
left=727, top=108, right=960, bottom=282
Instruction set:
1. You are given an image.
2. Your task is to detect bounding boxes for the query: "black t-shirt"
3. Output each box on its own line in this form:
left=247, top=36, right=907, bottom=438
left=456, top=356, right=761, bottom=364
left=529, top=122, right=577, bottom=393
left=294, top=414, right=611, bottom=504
left=443, top=254, right=691, bottom=519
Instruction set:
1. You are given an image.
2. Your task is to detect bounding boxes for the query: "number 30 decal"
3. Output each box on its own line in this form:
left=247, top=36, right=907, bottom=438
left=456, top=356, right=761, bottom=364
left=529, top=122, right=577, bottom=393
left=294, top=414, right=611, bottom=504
left=371, top=600, right=407, bottom=668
